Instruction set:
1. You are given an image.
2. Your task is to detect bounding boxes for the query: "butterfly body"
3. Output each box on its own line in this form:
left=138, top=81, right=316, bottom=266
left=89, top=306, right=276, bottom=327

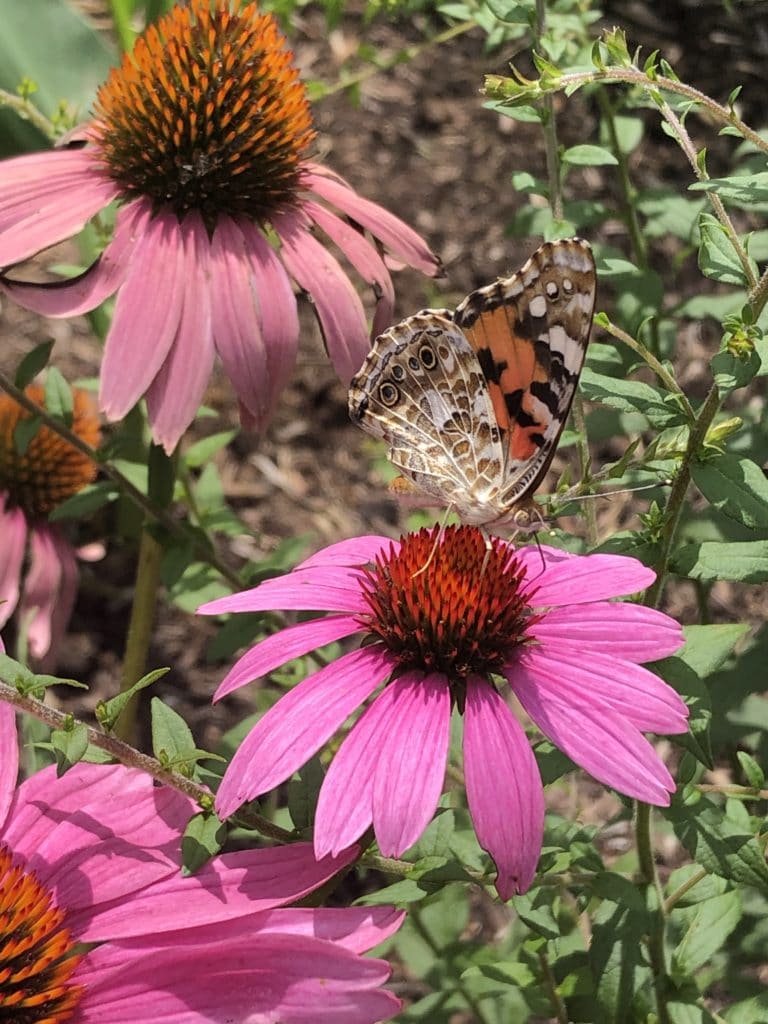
left=348, top=238, right=596, bottom=530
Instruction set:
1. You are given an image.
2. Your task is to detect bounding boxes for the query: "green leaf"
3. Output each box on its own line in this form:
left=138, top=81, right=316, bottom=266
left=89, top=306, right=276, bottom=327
left=561, top=144, right=618, bottom=167
left=673, top=540, right=768, bottom=583
left=13, top=415, right=42, bottom=457
left=711, top=347, right=763, bottom=393
left=737, top=750, right=765, bottom=789
left=50, top=722, right=89, bottom=775
left=697, top=213, right=755, bottom=286
left=44, top=367, right=74, bottom=425
left=148, top=443, right=176, bottom=508
left=672, top=890, right=741, bottom=976
left=512, top=891, right=559, bottom=939
left=14, top=340, right=54, bottom=388
left=580, top=368, right=686, bottom=428
left=287, top=756, right=324, bottom=831
left=675, top=623, right=751, bottom=678
left=151, top=697, right=196, bottom=768
left=49, top=481, right=118, bottom=521
left=589, top=873, right=651, bottom=1021
left=690, top=172, right=768, bottom=206
left=96, top=668, right=169, bottom=731
left=693, top=455, right=768, bottom=528
left=665, top=791, right=768, bottom=893
left=183, top=430, right=236, bottom=469
left=181, top=811, right=227, bottom=875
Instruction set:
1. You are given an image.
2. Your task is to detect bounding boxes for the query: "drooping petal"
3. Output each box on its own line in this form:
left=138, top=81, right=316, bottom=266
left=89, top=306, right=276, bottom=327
left=214, top=614, right=362, bottom=701
left=0, top=199, right=145, bottom=317
left=19, top=524, right=78, bottom=660
left=273, top=209, right=369, bottom=383
left=296, top=535, right=398, bottom=570
left=522, top=552, right=656, bottom=607
left=304, top=200, right=395, bottom=337
left=77, top=933, right=400, bottom=1024
left=515, top=647, right=689, bottom=735
left=0, top=499, right=27, bottom=628
left=0, top=149, right=119, bottom=266
left=512, top=664, right=676, bottom=805
left=243, top=906, right=405, bottom=954
left=80, top=843, right=359, bottom=941
left=463, top=677, right=544, bottom=899
left=210, top=216, right=299, bottom=432
left=372, top=675, right=451, bottom=856
left=99, top=208, right=187, bottom=420
left=144, top=211, right=215, bottom=452
left=303, top=162, right=440, bottom=275
left=199, top=565, right=369, bottom=616
left=530, top=602, right=684, bottom=663
left=215, top=646, right=395, bottom=819
left=0, top=700, right=17, bottom=832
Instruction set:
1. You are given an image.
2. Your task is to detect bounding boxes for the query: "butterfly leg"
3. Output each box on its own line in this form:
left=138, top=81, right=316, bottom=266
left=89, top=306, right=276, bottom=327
left=412, top=506, right=455, bottom=578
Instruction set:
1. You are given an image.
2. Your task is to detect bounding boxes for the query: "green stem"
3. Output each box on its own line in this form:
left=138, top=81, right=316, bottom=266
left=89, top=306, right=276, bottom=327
left=409, top=906, right=495, bottom=1024
left=534, top=0, right=564, bottom=222
left=0, top=88, right=56, bottom=139
left=0, top=373, right=243, bottom=591
left=114, top=528, right=164, bottom=743
left=636, top=802, right=671, bottom=1024
left=596, top=89, right=648, bottom=269
left=571, top=393, right=598, bottom=547
left=645, top=383, right=720, bottom=608
left=664, top=866, right=708, bottom=913
left=107, top=0, right=137, bottom=52
left=539, top=949, right=569, bottom=1024
left=0, top=677, right=295, bottom=842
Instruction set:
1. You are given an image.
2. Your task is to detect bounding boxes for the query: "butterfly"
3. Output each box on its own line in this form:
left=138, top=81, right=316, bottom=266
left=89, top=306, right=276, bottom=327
left=348, top=238, right=597, bottom=531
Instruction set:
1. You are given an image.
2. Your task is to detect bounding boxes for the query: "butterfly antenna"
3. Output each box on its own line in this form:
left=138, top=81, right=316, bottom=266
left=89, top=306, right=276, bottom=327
left=560, top=478, right=672, bottom=505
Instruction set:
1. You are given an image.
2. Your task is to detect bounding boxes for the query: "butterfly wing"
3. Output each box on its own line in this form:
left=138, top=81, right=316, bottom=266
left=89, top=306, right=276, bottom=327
left=453, top=238, right=596, bottom=507
left=348, top=311, right=507, bottom=521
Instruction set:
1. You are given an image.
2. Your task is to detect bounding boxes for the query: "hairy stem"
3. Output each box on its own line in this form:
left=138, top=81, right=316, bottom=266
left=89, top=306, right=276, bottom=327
left=636, top=802, right=671, bottom=1024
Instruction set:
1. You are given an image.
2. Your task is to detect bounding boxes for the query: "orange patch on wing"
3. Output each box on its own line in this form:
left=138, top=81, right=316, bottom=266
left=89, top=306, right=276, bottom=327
left=463, top=306, right=550, bottom=463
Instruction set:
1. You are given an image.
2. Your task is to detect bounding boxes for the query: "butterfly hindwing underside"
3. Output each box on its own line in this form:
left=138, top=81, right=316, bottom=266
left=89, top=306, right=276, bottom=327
left=348, top=238, right=596, bottom=529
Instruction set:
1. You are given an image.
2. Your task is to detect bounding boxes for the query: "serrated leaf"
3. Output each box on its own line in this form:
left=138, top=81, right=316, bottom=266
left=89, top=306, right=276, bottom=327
left=673, top=540, right=768, bottom=583
left=97, top=668, right=169, bottom=730
left=692, top=456, right=768, bottom=529
left=672, top=890, right=741, bottom=976
left=181, top=811, right=227, bottom=875
left=14, top=340, right=54, bottom=389
left=589, top=873, right=651, bottom=1021
left=50, top=722, right=89, bottom=775
left=665, top=792, right=768, bottom=893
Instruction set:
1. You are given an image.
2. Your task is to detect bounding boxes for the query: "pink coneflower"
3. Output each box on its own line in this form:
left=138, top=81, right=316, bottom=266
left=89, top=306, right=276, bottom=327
left=0, top=0, right=440, bottom=453
left=200, top=526, right=689, bottom=900
left=0, top=708, right=403, bottom=1022
left=0, top=384, right=101, bottom=660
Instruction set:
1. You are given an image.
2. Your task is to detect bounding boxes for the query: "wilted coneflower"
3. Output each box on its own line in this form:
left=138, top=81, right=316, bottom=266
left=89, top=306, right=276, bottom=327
left=200, top=526, right=689, bottom=900
left=0, top=0, right=440, bottom=453
left=0, top=384, right=101, bottom=660
left=0, top=711, right=403, bottom=1023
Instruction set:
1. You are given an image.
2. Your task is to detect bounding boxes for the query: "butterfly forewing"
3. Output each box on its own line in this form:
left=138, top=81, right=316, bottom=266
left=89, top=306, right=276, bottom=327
left=453, top=238, right=596, bottom=504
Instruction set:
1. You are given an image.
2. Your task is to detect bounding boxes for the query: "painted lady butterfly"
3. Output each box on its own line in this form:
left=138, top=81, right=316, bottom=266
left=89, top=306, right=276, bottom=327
left=348, top=238, right=596, bottom=530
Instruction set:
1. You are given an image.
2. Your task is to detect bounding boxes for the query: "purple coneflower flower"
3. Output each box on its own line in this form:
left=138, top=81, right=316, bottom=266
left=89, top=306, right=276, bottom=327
left=0, top=709, right=403, bottom=1022
left=0, top=384, right=102, bottom=661
left=0, top=0, right=439, bottom=452
left=200, top=526, right=689, bottom=900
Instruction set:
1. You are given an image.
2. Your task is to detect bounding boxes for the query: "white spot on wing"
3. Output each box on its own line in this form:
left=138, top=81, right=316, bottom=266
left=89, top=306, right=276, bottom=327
left=529, top=294, right=547, bottom=318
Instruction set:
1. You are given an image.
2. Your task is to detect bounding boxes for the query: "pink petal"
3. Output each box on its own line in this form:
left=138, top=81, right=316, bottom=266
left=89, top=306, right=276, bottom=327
left=512, top=664, right=676, bottom=804
left=463, top=678, right=544, bottom=898
left=81, top=842, right=358, bottom=941
left=77, top=933, right=400, bottom=1024
left=0, top=499, right=27, bottom=628
left=304, top=200, right=395, bottom=338
left=214, top=614, right=362, bottom=701
left=0, top=701, right=17, bottom=832
left=273, top=209, right=369, bottom=384
left=516, top=647, right=689, bottom=734
left=0, top=149, right=119, bottom=266
left=199, top=565, right=369, bottom=616
left=210, top=216, right=299, bottom=431
left=530, top=602, right=684, bottom=662
left=20, top=524, right=78, bottom=660
left=215, top=646, right=395, bottom=818
left=303, top=163, right=440, bottom=275
left=99, top=208, right=187, bottom=420
left=522, top=552, right=656, bottom=607
left=297, top=535, right=398, bottom=570
left=144, top=212, right=215, bottom=452
left=250, top=906, right=405, bottom=953
left=372, top=675, right=451, bottom=856
left=0, top=199, right=144, bottom=317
